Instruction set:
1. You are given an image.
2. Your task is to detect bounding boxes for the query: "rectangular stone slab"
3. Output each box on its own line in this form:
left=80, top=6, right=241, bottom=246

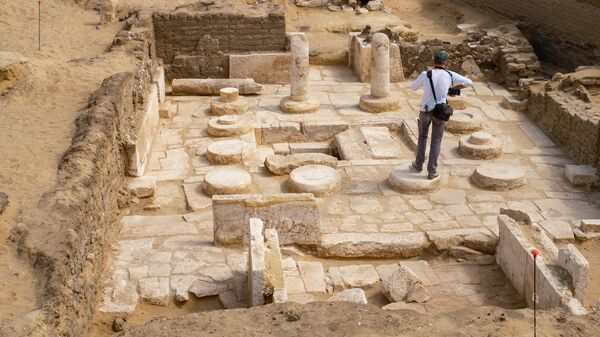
left=229, top=53, right=291, bottom=84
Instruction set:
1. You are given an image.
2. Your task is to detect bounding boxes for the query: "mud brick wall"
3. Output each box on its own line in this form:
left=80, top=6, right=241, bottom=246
left=153, top=8, right=286, bottom=80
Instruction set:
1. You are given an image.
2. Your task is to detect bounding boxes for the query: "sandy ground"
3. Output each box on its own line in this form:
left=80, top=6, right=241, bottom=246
left=0, top=0, right=136, bottom=324
left=114, top=302, right=600, bottom=337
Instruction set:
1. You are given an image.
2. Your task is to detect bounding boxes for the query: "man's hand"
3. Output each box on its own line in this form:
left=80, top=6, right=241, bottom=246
left=453, top=84, right=467, bottom=90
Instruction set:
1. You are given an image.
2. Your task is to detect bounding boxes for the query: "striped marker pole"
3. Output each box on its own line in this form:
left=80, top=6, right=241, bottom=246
left=531, top=249, right=540, bottom=337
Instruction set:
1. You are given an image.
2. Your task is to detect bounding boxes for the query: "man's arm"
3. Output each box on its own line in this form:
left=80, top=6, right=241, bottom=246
left=450, top=71, right=473, bottom=89
left=410, top=71, right=426, bottom=91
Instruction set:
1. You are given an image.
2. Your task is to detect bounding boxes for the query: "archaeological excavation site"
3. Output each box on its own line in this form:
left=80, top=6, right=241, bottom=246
left=2, top=0, right=600, bottom=336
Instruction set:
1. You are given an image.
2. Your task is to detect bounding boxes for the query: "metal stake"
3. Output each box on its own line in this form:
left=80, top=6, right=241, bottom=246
left=531, top=249, right=539, bottom=337
left=38, top=0, right=41, bottom=50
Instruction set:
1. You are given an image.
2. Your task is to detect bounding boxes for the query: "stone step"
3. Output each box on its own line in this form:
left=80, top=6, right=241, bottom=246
left=317, top=232, right=429, bottom=258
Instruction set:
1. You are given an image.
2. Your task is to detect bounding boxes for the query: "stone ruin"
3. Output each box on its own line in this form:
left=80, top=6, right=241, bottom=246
left=6, top=1, right=600, bottom=336
left=296, top=0, right=386, bottom=14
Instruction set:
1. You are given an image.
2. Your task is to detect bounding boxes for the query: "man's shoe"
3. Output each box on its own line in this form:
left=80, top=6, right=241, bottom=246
left=427, top=172, right=440, bottom=180
left=412, top=161, right=423, bottom=172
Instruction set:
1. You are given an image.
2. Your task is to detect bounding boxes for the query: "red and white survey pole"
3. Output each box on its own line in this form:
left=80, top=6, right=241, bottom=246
left=531, top=249, right=540, bottom=337
left=38, top=0, right=43, bottom=50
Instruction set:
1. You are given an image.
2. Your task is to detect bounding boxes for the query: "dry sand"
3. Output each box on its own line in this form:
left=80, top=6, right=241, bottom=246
left=0, top=0, right=136, bottom=323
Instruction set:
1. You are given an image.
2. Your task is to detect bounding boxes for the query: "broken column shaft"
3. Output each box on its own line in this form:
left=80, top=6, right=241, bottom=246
left=359, top=33, right=400, bottom=113
left=280, top=33, right=320, bottom=114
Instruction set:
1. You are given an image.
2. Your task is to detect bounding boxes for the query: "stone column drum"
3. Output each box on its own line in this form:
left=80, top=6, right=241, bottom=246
left=359, top=33, right=400, bottom=113
left=280, top=33, right=320, bottom=114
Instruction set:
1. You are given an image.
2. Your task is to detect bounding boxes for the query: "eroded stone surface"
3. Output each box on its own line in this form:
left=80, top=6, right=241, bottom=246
left=265, top=153, right=338, bottom=175
left=389, top=166, right=442, bottom=194
left=288, top=165, right=341, bottom=196
left=207, top=139, right=246, bottom=164
left=458, top=132, right=502, bottom=159
left=203, top=167, right=252, bottom=196
left=446, top=111, right=483, bottom=133
left=338, top=264, right=379, bottom=289
left=472, top=164, right=526, bottom=191
left=207, top=115, right=251, bottom=137
left=327, top=288, right=367, bottom=304
left=211, top=96, right=249, bottom=115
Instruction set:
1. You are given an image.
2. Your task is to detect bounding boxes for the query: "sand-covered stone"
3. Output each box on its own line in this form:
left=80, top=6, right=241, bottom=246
left=327, top=288, right=367, bottom=304
left=388, top=166, right=442, bottom=194
left=381, top=265, right=422, bottom=302
left=318, top=232, right=429, bottom=258
left=472, top=164, right=526, bottom=191
left=458, top=132, right=503, bottom=159
left=265, top=153, right=337, bottom=175
left=139, top=277, right=170, bottom=306
left=203, top=167, right=252, bottom=196
left=338, top=264, right=379, bottom=289
left=288, top=165, right=341, bottom=196
left=565, top=165, right=598, bottom=186
left=127, top=176, right=156, bottom=198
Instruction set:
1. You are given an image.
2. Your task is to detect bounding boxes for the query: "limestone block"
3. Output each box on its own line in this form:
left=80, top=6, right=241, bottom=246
left=229, top=53, right=291, bottom=84
left=502, top=96, right=521, bottom=110
left=338, top=265, right=380, bottom=289
left=349, top=36, right=404, bottom=83
left=371, top=34, right=390, bottom=98
left=211, top=96, right=249, bottom=116
left=317, top=232, right=429, bottom=258
left=472, top=164, right=526, bottom=191
left=219, top=87, right=239, bottom=102
left=296, top=0, right=328, bottom=6
left=463, top=232, right=497, bottom=254
left=557, top=244, right=588, bottom=302
left=388, top=166, right=442, bottom=194
left=265, top=153, right=338, bottom=175
left=280, top=96, right=320, bottom=114
left=203, top=167, right=252, bottom=196
left=359, top=93, right=401, bottom=113
left=427, top=228, right=493, bottom=251
left=0, top=52, right=29, bottom=93
left=288, top=165, right=341, bottom=196
left=366, top=0, right=384, bottom=11
left=334, top=128, right=374, bottom=160
left=445, top=112, right=483, bottom=133
left=382, top=302, right=426, bottom=314
left=119, top=215, right=198, bottom=238
left=264, top=229, right=286, bottom=299
left=458, top=132, right=503, bottom=159
left=448, top=246, right=482, bottom=261
left=170, top=275, right=197, bottom=302
left=297, top=261, right=326, bottom=293
left=327, top=288, right=368, bottom=304
left=360, top=127, right=403, bottom=159
left=100, top=0, right=118, bottom=23
left=405, top=283, right=430, bottom=303
left=189, top=279, right=229, bottom=298
left=565, top=165, right=598, bottom=186
left=218, top=290, right=245, bottom=309
left=328, top=267, right=345, bottom=292
left=581, top=219, right=600, bottom=233
left=539, top=219, right=574, bottom=242
left=159, top=101, right=172, bottom=118
left=153, top=66, right=166, bottom=103
left=139, top=277, right=170, bottom=306
left=213, top=194, right=320, bottom=247
left=172, top=78, right=262, bottom=96
left=447, top=95, right=467, bottom=110
left=381, top=265, right=422, bottom=303
left=248, top=218, right=266, bottom=307
left=99, top=282, right=139, bottom=315
left=126, top=84, right=160, bottom=177
left=289, top=142, right=332, bottom=155
left=127, top=176, right=156, bottom=198
left=301, top=121, right=349, bottom=142
left=272, top=143, right=290, bottom=156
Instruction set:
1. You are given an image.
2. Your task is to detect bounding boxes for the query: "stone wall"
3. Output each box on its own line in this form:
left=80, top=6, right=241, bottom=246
left=8, top=11, right=156, bottom=337
left=153, top=3, right=287, bottom=81
left=213, top=193, right=320, bottom=247
left=461, top=0, right=600, bottom=69
left=520, top=68, right=600, bottom=168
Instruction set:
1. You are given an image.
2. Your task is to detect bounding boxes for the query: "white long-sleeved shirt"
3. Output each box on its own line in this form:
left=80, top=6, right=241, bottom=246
left=410, top=68, right=472, bottom=111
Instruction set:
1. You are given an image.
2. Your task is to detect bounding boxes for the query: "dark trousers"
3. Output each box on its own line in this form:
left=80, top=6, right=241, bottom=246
left=415, top=111, right=445, bottom=174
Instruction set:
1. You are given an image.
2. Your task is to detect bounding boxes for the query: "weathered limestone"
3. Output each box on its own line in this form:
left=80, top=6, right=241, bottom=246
left=203, top=167, right=252, bottom=196
left=581, top=219, right=600, bottom=233
left=447, top=95, right=467, bottom=110
left=318, top=232, right=429, bottom=258
left=349, top=34, right=406, bottom=83
left=248, top=218, right=266, bottom=307
left=280, top=33, right=320, bottom=114
left=458, top=132, right=503, bottom=159
left=427, top=228, right=494, bottom=251
left=472, top=164, right=526, bottom=191
left=207, top=115, right=252, bottom=137
left=557, top=244, right=588, bottom=302
left=327, top=288, right=368, bottom=304
left=100, top=0, right=118, bottom=24
left=138, top=277, right=169, bottom=306
left=172, top=78, right=263, bottom=95
left=213, top=193, right=320, bottom=246
left=0, top=52, right=29, bottom=93
left=0, top=192, right=7, bottom=215
left=211, top=88, right=249, bottom=116
left=381, top=265, right=422, bottom=302
left=338, top=265, right=380, bottom=289
left=264, top=229, right=287, bottom=301
left=297, top=261, right=326, bottom=293
left=288, top=165, right=341, bottom=196
left=125, top=84, right=160, bottom=177
left=539, top=219, right=574, bottom=242
left=207, top=139, right=247, bottom=164
left=229, top=52, right=291, bottom=84
left=359, top=33, right=400, bottom=113
left=565, top=165, right=598, bottom=186
left=265, top=153, right=338, bottom=175
left=127, top=176, right=156, bottom=198
left=360, top=127, right=404, bottom=159
left=153, top=66, right=166, bottom=104
left=445, top=111, right=483, bottom=133
left=388, top=166, right=442, bottom=194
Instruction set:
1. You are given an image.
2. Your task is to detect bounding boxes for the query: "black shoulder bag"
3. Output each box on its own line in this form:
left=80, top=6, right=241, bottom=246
left=426, top=70, right=453, bottom=122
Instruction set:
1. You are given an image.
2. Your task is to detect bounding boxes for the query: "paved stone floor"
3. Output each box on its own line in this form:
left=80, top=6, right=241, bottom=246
left=99, top=66, right=600, bottom=315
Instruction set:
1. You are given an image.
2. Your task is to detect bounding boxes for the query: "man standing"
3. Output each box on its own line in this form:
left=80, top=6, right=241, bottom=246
left=410, top=51, right=473, bottom=179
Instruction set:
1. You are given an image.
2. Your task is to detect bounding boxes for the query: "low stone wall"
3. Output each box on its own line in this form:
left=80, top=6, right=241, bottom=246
left=496, top=215, right=585, bottom=312
left=153, top=2, right=287, bottom=81
left=229, top=52, right=291, bottom=84
left=213, top=193, right=320, bottom=247
left=9, top=11, right=156, bottom=337
left=348, top=34, right=405, bottom=83
left=521, top=69, right=600, bottom=168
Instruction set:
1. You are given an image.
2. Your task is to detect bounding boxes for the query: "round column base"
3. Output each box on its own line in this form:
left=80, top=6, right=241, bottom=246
left=280, top=96, right=320, bottom=114
left=359, top=94, right=401, bottom=113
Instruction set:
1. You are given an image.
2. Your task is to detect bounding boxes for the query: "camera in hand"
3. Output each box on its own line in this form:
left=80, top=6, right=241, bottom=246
left=448, top=87, right=461, bottom=96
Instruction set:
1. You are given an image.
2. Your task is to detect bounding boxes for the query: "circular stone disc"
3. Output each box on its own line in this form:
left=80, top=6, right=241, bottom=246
left=472, top=164, right=526, bottom=191
left=446, top=112, right=482, bottom=133
left=203, top=167, right=251, bottom=196
left=388, top=165, right=442, bottom=194
left=217, top=115, right=239, bottom=125
left=207, top=140, right=245, bottom=164
left=288, top=165, right=341, bottom=196
left=469, top=131, right=492, bottom=145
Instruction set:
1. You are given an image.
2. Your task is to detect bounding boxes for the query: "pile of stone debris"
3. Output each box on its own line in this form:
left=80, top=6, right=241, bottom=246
left=296, top=0, right=385, bottom=15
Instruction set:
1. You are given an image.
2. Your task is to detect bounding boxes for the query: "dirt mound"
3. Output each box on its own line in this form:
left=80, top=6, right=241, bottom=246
left=114, top=302, right=600, bottom=337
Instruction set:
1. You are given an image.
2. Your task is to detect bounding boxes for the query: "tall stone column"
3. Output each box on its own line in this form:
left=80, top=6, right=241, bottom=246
left=280, top=33, right=320, bottom=114
left=359, top=33, right=400, bottom=113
